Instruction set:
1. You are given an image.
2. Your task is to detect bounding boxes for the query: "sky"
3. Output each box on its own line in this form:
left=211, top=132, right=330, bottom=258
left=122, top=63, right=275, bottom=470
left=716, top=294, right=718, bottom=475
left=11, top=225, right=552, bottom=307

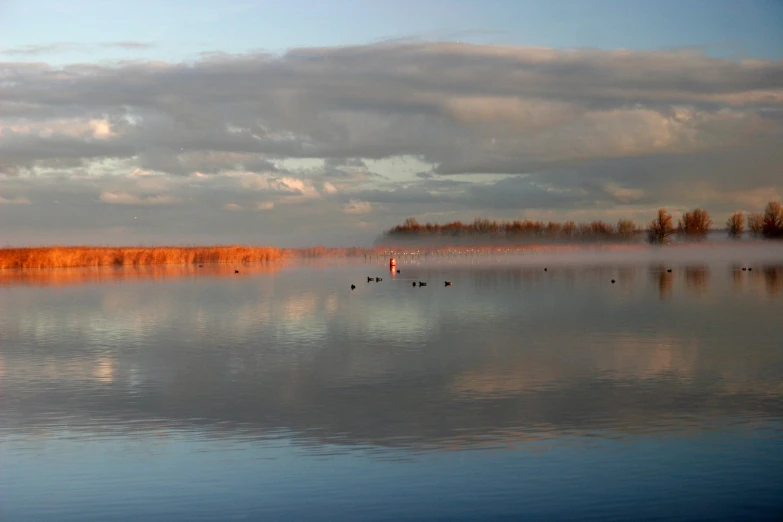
left=1, top=0, right=782, bottom=247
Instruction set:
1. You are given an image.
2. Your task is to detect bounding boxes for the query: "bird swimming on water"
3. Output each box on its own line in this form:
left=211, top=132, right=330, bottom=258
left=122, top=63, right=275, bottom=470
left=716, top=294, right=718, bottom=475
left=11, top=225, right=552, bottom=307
left=412, top=282, right=416, bottom=287
left=351, top=284, right=356, bottom=290
left=376, top=277, right=382, bottom=282
left=611, top=279, right=615, bottom=284
left=367, top=277, right=373, bottom=282
left=418, top=281, right=427, bottom=287
left=444, top=281, right=452, bottom=286
left=234, top=269, right=239, bottom=274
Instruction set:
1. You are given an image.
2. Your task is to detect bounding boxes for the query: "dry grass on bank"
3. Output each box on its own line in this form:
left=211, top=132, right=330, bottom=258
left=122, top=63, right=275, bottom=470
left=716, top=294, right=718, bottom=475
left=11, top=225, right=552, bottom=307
left=0, top=246, right=283, bottom=270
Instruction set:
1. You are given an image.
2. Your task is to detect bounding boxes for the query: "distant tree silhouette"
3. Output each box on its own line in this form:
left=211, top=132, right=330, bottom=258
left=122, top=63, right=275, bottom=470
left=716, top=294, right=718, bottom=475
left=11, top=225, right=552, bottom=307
left=677, top=208, right=712, bottom=240
left=762, top=201, right=783, bottom=239
left=384, top=216, right=642, bottom=242
left=647, top=208, right=675, bottom=244
left=402, top=217, right=420, bottom=231
left=562, top=221, right=577, bottom=239
left=546, top=221, right=562, bottom=238
left=726, top=212, right=745, bottom=238
left=748, top=213, right=764, bottom=238
left=617, top=219, right=638, bottom=240
left=382, top=204, right=778, bottom=245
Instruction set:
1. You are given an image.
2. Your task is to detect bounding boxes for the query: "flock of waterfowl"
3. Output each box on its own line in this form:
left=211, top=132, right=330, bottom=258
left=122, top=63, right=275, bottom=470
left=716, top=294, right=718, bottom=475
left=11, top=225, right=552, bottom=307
left=225, top=264, right=755, bottom=291
left=352, top=265, right=622, bottom=290
left=348, top=268, right=453, bottom=290
left=353, top=266, right=614, bottom=290
left=348, top=265, right=757, bottom=291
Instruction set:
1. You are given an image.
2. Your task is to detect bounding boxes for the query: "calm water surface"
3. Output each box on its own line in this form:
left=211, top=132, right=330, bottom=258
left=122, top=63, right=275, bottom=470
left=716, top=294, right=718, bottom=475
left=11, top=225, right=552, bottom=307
left=2, top=248, right=783, bottom=521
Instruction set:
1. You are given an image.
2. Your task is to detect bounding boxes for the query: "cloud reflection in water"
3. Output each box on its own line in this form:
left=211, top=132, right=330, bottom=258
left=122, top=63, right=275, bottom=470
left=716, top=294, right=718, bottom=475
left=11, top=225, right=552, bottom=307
left=0, top=260, right=782, bottom=454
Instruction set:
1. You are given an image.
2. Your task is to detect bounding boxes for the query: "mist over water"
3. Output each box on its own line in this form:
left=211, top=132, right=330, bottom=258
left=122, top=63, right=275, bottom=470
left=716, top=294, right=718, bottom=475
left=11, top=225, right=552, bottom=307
left=1, top=245, right=782, bottom=521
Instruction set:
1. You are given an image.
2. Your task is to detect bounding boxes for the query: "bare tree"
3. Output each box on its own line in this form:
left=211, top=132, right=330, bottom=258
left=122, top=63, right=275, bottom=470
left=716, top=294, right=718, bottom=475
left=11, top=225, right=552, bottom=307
left=402, top=217, right=420, bottom=229
left=617, top=219, right=638, bottom=241
left=677, top=208, right=712, bottom=241
left=748, top=213, right=764, bottom=238
left=726, top=212, right=744, bottom=238
left=647, top=208, right=675, bottom=244
left=762, top=201, right=783, bottom=239
left=561, top=221, right=576, bottom=239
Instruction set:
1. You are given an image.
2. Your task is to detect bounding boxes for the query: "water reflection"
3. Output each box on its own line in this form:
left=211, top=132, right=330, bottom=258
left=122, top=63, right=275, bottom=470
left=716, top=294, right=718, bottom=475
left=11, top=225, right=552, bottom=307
left=0, top=262, right=282, bottom=287
left=3, top=257, right=783, bottom=521
left=761, top=265, right=782, bottom=296
left=731, top=264, right=745, bottom=290
left=650, top=265, right=674, bottom=299
left=2, top=260, right=782, bottom=453
left=684, top=265, right=709, bottom=295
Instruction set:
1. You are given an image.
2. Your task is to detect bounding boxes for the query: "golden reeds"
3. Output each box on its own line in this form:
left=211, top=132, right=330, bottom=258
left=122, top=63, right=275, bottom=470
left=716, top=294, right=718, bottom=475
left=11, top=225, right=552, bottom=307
left=0, top=245, right=283, bottom=270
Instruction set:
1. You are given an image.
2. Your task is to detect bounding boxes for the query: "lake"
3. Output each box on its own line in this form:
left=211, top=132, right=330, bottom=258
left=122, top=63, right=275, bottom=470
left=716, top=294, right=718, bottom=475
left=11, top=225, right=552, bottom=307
left=2, top=245, right=783, bottom=521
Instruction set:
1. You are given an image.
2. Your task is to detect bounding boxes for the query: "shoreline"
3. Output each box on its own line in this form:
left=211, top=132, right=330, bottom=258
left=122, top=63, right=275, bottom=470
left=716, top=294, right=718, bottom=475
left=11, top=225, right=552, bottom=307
left=1, top=241, right=781, bottom=270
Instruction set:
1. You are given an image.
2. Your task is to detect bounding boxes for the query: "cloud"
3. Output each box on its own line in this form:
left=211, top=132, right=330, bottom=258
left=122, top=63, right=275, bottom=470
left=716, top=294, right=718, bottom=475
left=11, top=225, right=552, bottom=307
left=0, top=195, right=30, bottom=204
left=321, top=157, right=380, bottom=181
left=604, top=183, right=645, bottom=203
left=2, top=42, right=781, bottom=176
left=0, top=43, right=83, bottom=56
left=1, top=118, right=117, bottom=139
left=0, top=41, right=782, bottom=245
left=255, top=201, right=274, bottom=211
left=343, top=200, right=372, bottom=214
left=105, top=41, right=156, bottom=50
left=100, top=192, right=179, bottom=206
left=0, top=41, right=155, bottom=56
left=224, top=203, right=244, bottom=211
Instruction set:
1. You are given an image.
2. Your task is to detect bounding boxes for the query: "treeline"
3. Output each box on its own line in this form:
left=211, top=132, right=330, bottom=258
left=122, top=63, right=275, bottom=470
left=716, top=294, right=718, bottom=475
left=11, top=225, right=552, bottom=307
left=384, top=201, right=783, bottom=245
left=384, top=217, right=642, bottom=242
left=647, top=201, right=783, bottom=244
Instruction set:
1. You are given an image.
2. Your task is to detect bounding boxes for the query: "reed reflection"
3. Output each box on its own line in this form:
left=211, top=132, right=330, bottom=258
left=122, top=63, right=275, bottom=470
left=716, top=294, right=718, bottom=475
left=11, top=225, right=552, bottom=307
left=0, top=263, right=282, bottom=287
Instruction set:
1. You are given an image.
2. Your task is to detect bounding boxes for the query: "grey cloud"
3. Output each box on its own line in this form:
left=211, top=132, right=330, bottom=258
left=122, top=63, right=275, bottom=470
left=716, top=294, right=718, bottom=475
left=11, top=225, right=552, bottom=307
left=461, top=175, right=592, bottom=211
left=0, top=171, right=359, bottom=246
left=341, top=187, right=446, bottom=205
left=1, top=42, right=782, bottom=245
left=138, top=150, right=282, bottom=176
left=318, top=157, right=384, bottom=181
left=338, top=173, right=477, bottom=206
left=325, top=157, right=367, bottom=168
left=0, top=41, right=154, bottom=56
left=0, top=43, right=83, bottom=56
left=0, top=132, right=137, bottom=172
left=104, top=41, right=155, bottom=50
